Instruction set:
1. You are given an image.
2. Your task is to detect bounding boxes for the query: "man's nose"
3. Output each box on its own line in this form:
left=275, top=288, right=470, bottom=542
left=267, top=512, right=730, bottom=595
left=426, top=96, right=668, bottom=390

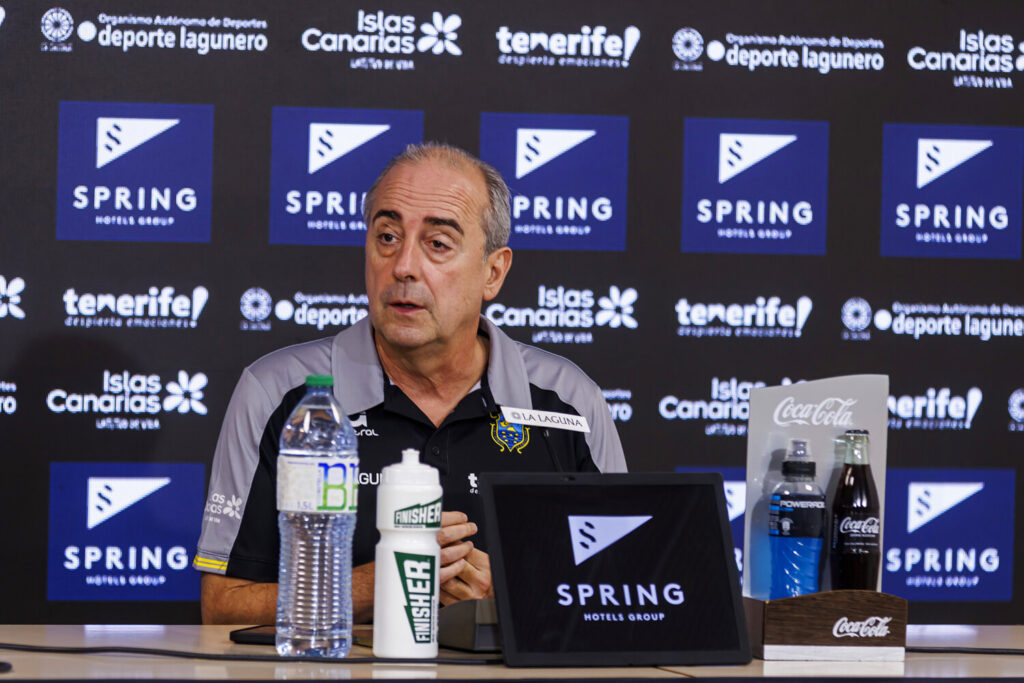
left=392, top=238, right=422, bottom=281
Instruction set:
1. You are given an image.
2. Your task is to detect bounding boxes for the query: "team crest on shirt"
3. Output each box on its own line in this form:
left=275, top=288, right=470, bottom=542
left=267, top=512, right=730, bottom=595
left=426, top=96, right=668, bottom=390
left=490, top=412, right=530, bottom=453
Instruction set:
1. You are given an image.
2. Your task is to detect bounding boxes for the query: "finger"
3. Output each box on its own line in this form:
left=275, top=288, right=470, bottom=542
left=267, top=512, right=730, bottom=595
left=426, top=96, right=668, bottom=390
left=439, top=558, right=467, bottom=584
left=440, top=540, right=472, bottom=566
left=440, top=511, right=468, bottom=527
left=455, top=553, right=492, bottom=598
left=437, top=521, right=478, bottom=547
left=439, top=588, right=460, bottom=606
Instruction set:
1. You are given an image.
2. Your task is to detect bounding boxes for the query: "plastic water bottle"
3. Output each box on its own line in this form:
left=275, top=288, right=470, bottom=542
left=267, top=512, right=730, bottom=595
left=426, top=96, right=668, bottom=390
left=373, top=449, right=442, bottom=658
left=275, top=374, right=358, bottom=657
left=768, top=439, right=826, bottom=599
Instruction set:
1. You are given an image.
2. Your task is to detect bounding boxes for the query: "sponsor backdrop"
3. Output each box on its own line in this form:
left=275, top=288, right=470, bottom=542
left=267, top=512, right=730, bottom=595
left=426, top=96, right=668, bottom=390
left=1, top=0, right=1022, bottom=624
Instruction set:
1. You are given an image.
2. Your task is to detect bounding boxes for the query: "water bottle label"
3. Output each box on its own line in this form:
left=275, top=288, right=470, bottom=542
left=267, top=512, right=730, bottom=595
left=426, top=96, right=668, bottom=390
left=392, top=497, right=442, bottom=529
left=276, top=455, right=358, bottom=513
left=394, top=551, right=437, bottom=644
left=769, top=493, right=826, bottom=538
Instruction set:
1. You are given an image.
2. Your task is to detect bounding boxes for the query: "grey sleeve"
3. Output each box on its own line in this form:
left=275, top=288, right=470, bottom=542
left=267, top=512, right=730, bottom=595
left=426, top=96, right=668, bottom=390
left=193, top=368, right=274, bottom=574
left=580, top=380, right=628, bottom=473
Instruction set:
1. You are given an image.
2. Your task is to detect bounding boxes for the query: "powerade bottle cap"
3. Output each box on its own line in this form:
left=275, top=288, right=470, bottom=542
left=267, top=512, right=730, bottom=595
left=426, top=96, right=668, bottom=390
left=381, top=449, right=441, bottom=486
left=782, top=438, right=816, bottom=477
left=305, top=374, right=334, bottom=387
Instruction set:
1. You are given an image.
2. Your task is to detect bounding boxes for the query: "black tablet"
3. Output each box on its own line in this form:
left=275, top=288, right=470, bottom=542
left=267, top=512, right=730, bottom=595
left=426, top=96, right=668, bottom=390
left=480, top=472, right=751, bottom=667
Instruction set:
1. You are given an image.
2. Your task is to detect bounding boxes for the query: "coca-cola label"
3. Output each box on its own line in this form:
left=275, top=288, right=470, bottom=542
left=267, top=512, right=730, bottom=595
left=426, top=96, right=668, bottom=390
left=838, top=516, right=881, bottom=536
left=831, top=615, right=892, bottom=639
left=772, top=396, right=857, bottom=427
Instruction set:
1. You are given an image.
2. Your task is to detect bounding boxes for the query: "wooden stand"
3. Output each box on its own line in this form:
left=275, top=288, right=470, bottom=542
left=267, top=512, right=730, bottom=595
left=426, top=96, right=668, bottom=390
left=744, top=590, right=907, bottom=661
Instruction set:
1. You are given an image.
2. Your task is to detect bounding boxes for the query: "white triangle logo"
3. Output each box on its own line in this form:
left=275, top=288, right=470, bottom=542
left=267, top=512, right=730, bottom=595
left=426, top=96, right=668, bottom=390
left=907, top=482, right=984, bottom=533
left=568, top=515, right=651, bottom=566
left=516, top=128, right=596, bottom=179
left=724, top=480, right=747, bottom=522
left=916, top=138, right=992, bottom=188
left=87, top=477, right=171, bottom=530
left=96, top=118, right=179, bottom=169
left=308, top=123, right=390, bottom=175
left=718, top=133, right=797, bottom=183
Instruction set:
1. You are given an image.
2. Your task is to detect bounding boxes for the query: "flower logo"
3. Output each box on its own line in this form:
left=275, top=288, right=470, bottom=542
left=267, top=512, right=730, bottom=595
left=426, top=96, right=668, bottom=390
left=596, top=286, right=638, bottom=329
left=222, top=495, right=243, bottom=519
left=163, top=371, right=208, bottom=415
left=417, top=12, right=461, bottom=55
left=0, top=276, right=26, bottom=319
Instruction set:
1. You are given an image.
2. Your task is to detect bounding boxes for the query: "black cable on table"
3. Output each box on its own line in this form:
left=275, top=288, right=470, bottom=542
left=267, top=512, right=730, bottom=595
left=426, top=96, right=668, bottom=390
left=906, top=645, right=1024, bottom=656
left=0, top=641, right=502, bottom=665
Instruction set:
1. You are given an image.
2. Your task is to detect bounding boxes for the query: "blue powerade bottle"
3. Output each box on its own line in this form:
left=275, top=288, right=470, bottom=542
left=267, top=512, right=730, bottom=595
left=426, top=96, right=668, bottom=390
left=768, top=439, right=826, bottom=599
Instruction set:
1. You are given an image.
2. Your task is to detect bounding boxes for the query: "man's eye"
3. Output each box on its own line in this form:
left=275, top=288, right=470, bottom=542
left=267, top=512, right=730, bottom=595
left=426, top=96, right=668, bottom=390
left=378, top=233, right=397, bottom=243
left=431, top=240, right=450, bottom=250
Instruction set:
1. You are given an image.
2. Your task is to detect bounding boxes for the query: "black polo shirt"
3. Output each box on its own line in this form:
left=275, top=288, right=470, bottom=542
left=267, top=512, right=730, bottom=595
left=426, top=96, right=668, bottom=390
left=194, top=316, right=626, bottom=580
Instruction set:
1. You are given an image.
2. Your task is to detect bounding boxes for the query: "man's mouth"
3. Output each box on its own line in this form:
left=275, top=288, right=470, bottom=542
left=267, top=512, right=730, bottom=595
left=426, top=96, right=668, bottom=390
left=390, top=300, right=423, bottom=312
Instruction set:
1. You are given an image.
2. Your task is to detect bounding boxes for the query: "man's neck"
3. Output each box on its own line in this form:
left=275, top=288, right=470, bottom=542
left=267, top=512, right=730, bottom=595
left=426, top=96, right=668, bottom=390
left=374, top=327, right=489, bottom=427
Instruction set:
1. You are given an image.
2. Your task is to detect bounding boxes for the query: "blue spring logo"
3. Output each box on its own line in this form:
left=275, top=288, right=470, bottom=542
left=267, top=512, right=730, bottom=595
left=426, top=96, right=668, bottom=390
left=269, top=107, right=423, bottom=246
left=682, top=118, right=829, bottom=255
left=880, top=123, right=1024, bottom=259
left=882, top=468, right=1014, bottom=601
left=56, top=101, right=214, bottom=242
left=48, top=462, right=205, bottom=600
left=480, top=112, right=629, bottom=251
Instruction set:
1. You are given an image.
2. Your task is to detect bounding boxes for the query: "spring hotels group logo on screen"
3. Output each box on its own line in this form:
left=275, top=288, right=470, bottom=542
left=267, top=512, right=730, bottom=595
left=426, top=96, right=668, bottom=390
left=269, top=107, right=423, bottom=246
left=479, top=113, right=629, bottom=251
left=682, top=118, right=829, bottom=255
left=48, top=462, right=204, bottom=600
left=880, top=123, right=1024, bottom=259
left=883, top=469, right=1013, bottom=601
left=57, top=101, right=214, bottom=242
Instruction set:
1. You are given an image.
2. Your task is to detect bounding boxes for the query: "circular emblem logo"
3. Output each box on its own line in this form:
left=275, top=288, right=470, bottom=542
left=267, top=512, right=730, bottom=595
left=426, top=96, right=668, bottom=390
left=841, top=297, right=872, bottom=332
left=41, top=8, right=74, bottom=42
left=1009, top=389, right=1024, bottom=423
left=672, top=27, right=704, bottom=62
left=240, top=287, right=272, bottom=322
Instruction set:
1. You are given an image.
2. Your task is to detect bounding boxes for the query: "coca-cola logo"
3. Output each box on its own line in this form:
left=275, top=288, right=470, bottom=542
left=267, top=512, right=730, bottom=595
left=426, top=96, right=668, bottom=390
left=773, top=396, right=857, bottom=427
left=838, top=516, right=880, bottom=535
left=832, top=616, right=892, bottom=638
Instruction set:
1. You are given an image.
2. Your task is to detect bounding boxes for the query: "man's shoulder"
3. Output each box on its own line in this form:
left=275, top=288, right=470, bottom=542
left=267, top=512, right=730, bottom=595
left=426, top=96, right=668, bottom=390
left=487, top=321, right=603, bottom=409
left=244, top=335, right=336, bottom=399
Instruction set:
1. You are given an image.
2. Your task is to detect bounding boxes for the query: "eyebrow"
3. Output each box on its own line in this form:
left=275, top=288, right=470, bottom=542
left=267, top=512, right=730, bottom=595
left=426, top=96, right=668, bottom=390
left=371, top=209, right=464, bottom=235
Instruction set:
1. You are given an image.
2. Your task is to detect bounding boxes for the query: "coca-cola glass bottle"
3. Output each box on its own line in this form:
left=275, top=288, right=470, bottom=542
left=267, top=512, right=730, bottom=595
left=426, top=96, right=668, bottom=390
left=829, top=429, right=881, bottom=590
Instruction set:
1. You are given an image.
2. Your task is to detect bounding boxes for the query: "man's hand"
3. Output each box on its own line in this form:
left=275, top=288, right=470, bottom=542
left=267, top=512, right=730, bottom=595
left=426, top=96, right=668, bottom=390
left=437, top=510, right=493, bottom=606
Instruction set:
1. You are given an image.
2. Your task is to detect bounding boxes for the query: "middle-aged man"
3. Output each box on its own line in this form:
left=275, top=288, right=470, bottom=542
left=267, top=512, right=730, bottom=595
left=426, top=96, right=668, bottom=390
left=194, top=142, right=627, bottom=624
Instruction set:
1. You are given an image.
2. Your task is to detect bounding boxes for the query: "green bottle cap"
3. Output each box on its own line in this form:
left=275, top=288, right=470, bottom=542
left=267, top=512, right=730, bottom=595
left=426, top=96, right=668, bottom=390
left=306, top=374, right=334, bottom=387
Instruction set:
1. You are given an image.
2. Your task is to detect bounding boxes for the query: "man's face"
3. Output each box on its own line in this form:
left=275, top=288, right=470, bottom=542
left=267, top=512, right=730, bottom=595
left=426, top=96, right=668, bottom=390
left=365, top=157, right=505, bottom=352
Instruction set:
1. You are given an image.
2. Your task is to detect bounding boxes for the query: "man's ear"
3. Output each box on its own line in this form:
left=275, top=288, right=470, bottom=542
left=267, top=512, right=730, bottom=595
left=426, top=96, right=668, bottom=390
left=482, top=247, right=513, bottom=301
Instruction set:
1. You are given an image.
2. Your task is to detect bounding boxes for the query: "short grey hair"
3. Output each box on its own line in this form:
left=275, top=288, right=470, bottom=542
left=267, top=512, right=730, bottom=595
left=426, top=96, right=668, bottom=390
left=363, top=142, right=511, bottom=254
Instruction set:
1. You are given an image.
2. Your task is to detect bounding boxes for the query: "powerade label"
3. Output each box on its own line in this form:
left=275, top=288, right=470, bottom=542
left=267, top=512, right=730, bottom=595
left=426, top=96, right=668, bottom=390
left=682, top=117, right=830, bottom=255
left=393, top=497, right=442, bottom=528
left=276, top=455, right=358, bottom=512
left=269, top=107, right=423, bottom=246
left=880, top=123, right=1024, bottom=259
left=57, top=101, right=214, bottom=243
left=395, top=551, right=436, bottom=643
left=769, top=492, right=826, bottom=537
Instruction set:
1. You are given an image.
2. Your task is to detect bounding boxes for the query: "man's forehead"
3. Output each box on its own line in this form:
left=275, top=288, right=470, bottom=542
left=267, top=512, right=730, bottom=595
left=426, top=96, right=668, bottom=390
left=373, top=157, right=487, bottom=223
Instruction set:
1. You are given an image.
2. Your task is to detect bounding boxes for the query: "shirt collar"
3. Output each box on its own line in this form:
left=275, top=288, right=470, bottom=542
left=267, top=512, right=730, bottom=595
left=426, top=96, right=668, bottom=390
left=329, top=315, right=533, bottom=415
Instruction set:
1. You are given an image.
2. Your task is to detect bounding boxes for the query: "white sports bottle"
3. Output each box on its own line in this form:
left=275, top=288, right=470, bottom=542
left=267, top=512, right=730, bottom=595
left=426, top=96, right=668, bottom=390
left=373, top=448, right=442, bottom=658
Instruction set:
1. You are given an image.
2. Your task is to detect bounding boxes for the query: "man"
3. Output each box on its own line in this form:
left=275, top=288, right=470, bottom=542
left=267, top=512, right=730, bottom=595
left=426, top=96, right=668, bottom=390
left=195, top=143, right=626, bottom=624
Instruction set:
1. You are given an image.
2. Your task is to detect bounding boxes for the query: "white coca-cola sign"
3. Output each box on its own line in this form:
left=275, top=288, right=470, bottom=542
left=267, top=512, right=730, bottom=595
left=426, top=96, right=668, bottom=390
left=832, top=615, right=892, bottom=638
left=772, top=396, right=857, bottom=427
left=838, top=516, right=880, bottom=535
